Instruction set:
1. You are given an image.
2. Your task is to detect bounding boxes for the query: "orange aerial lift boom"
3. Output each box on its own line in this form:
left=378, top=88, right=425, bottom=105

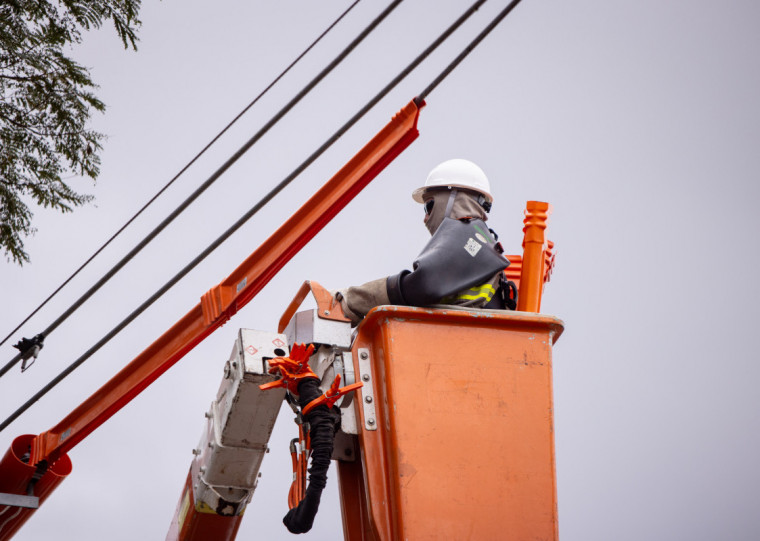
left=167, top=198, right=559, bottom=540
left=0, top=99, right=423, bottom=540
left=0, top=99, right=562, bottom=541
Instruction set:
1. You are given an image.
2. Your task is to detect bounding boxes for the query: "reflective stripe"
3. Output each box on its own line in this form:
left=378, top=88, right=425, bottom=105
left=457, top=283, right=496, bottom=301
left=442, top=283, right=496, bottom=304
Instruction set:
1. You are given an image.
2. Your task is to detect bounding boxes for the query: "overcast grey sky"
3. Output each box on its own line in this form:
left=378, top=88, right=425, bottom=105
left=2, top=1, right=759, bottom=539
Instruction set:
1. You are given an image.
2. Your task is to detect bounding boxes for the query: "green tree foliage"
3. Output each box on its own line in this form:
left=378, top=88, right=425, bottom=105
left=0, top=0, right=142, bottom=265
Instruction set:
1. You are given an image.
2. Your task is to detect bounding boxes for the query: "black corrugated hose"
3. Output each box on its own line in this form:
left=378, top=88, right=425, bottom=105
left=283, top=378, right=341, bottom=534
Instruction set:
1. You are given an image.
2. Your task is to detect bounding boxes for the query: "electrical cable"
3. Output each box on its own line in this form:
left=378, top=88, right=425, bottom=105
left=0, top=0, right=380, bottom=379
left=0, top=1, right=361, bottom=354
left=415, top=0, right=524, bottom=103
left=283, top=378, right=340, bottom=534
left=0, top=0, right=499, bottom=434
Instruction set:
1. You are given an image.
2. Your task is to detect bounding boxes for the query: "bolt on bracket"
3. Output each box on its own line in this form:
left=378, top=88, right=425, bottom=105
left=357, top=348, right=376, bottom=431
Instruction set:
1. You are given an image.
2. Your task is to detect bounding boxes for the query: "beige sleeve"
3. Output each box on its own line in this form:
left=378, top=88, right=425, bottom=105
left=335, top=277, right=390, bottom=326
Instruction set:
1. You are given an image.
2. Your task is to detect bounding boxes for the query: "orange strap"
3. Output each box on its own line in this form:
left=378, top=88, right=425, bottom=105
left=302, top=374, right=363, bottom=416
left=259, top=343, right=317, bottom=394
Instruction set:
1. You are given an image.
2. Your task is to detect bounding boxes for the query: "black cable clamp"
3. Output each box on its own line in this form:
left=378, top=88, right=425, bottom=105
left=13, top=333, right=45, bottom=372
left=499, top=276, right=518, bottom=311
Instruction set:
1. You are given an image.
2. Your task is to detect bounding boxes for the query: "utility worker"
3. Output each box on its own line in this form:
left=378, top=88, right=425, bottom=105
left=335, top=158, right=515, bottom=325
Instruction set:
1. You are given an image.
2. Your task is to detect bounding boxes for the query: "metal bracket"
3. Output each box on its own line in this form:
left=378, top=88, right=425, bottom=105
left=13, top=333, right=44, bottom=372
left=357, top=348, right=376, bottom=431
left=331, top=431, right=358, bottom=462
left=339, top=351, right=355, bottom=387
left=0, top=492, right=39, bottom=509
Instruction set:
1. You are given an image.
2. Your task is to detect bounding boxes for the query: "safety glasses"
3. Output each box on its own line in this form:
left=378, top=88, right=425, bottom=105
left=424, top=199, right=435, bottom=216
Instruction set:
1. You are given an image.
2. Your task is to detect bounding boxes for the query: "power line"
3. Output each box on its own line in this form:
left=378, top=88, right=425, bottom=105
left=0, top=0, right=504, bottom=433
left=1, top=0, right=361, bottom=353
left=416, top=0, right=524, bottom=103
left=0, top=0, right=373, bottom=379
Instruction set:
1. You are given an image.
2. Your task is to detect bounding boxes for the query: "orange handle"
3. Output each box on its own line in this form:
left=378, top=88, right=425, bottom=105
left=277, top=280, right=350, bottom=334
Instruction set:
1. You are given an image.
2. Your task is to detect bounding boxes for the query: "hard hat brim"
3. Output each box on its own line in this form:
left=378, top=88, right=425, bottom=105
left=411, top=184, right=493, bottom=204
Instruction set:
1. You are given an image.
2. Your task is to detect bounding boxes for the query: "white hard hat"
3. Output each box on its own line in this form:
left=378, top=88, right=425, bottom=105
left=412, top=158, right=493, bottom=204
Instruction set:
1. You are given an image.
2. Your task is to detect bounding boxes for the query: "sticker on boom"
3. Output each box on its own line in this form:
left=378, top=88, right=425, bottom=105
left=236, top=277, right=247, bottom=293
left=464, top=238, right=482, bottom=257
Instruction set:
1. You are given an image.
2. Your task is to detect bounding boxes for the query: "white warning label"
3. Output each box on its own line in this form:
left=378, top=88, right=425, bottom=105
left=464, top=238, right=482, bottom=257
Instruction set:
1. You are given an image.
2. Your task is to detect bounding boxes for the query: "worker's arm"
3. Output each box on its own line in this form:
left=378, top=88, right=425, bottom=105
left=335, top=277, right=391, bottom=325
left=336, top=217, right=508, bottom=324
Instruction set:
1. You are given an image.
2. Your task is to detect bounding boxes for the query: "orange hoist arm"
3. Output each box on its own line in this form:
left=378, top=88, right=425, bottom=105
left=27, top=99, right=424, bottom=467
